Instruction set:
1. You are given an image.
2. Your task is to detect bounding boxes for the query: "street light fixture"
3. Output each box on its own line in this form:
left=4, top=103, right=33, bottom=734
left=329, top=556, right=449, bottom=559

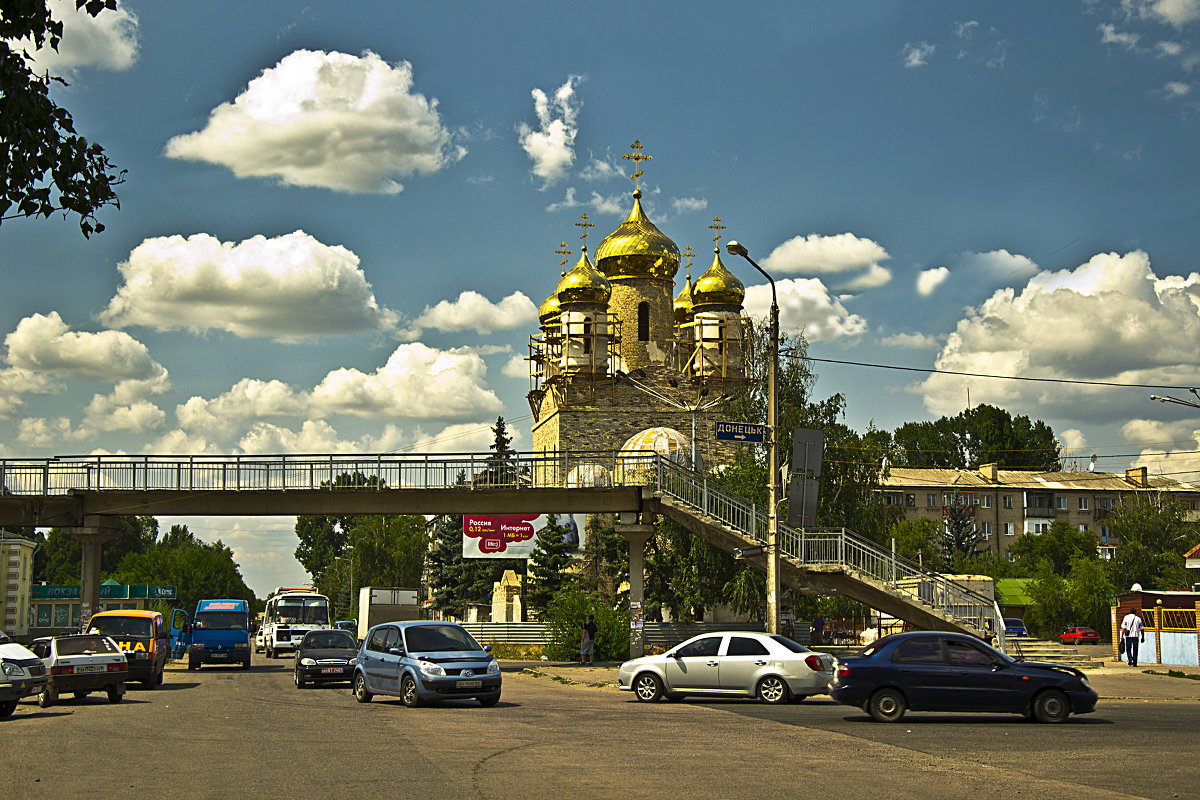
left=1150, top=389, right=1200, bottom=409
left=725, top=240, right=781, bottom=636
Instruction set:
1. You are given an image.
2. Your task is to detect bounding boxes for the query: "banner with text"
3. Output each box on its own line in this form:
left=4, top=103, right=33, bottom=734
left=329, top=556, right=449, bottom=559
left=462, top=513, right=585, bottom=559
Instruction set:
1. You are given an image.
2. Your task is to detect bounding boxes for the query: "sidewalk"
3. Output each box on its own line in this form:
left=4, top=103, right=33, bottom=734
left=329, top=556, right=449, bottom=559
left=503, top=659, right=1200, bottom=702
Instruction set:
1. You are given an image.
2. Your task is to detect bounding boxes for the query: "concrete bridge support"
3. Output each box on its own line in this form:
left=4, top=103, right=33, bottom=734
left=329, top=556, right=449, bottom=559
left=68, top=516, right=121, bottom=629
left=618, top=514, right=655, bottom=659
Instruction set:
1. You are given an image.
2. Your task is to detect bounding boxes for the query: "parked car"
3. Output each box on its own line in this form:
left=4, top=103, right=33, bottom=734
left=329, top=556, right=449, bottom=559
left=353, top=620, right=501, bottom=707
left=295, top=629, right=359, bottom=688
left=334, top=620, right=357, bottom=634
left=1059, top=626, right=1101, bottom=646
left=85, top=609, right=169, bottom=688
left=1004, top=618, right=1029, bottom=637
left=1, top=628, right=48, bottom=718
left=30, top=634, right=127, bottom=707
left=618, top=631, right=835, bottom=704
left=830, top=631, right=1097, bottom=723
left=254, top=626, right=265, bottom=654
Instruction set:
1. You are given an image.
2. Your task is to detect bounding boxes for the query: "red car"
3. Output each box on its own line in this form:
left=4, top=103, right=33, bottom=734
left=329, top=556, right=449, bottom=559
left=1059, top=626, right=1100, bottom=645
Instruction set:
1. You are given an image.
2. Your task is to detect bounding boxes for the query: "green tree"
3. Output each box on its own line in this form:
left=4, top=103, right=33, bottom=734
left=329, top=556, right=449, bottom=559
left=33, top=516, right=157, bottom=584
left=1007, top=518, right=1098, bottom=575
left=1025, top=566, right=1073, bottom=636
left=540, top=583, right=627, bottom=662
left=891, top=404, right=1060, bottom=470
left=942, top=490, right=980, bottom=569
left=113, top=528, right=255, bottom=613
left=316, top=514, right=427, bottom=619
left=1, top=0, right=124, bottom=236
left=887, top=517, right=945, bottom=571
left=1108, top=492, right=1199, bottom=591
left=1067, top=556, right=1115, bottom=633
left=475, top=416, right=519, bottom=486
left=525, top=515, right=577, bottom=612
left=574, top=514, right=628, bottom=601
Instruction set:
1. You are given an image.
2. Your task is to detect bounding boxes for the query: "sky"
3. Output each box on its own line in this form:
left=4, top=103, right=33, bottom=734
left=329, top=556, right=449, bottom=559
left=5, top=1, right=1200, bottom=597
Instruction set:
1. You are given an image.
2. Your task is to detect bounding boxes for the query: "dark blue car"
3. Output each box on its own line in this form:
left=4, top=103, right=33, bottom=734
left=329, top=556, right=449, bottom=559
left=830, top=631, right=1097, bottom=723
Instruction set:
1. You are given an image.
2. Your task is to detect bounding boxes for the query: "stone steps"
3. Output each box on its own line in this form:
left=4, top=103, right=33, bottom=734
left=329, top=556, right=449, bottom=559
left=1004, top=636, right=1106, bottom=667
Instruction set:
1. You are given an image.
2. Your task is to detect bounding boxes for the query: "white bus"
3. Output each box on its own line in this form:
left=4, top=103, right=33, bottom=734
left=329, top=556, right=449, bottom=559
left=262, top=587, right=331, bottom=658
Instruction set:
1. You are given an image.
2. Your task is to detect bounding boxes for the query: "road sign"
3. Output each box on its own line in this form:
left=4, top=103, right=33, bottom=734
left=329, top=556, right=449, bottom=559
left=714, top=421, right=767, bottom=443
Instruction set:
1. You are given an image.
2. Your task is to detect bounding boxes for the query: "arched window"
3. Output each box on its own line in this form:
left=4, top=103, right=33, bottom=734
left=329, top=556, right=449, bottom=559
left=637, top=302, right=650, bottom=341
left=583, top=317, right=592, bottom=354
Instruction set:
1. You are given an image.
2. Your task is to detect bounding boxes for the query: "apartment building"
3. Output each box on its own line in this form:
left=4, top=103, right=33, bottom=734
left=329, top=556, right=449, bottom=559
left=1, top=532, right=37, bottom=637
left=879, top=464, right=1200, bottom=559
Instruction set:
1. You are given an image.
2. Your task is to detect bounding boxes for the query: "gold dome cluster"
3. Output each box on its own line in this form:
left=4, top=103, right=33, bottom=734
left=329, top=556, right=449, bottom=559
left=594, top=190, right=681, bottom=282
left=691, top=247, right=745, bottom=308
left=554, top=246, right=611, bottom=306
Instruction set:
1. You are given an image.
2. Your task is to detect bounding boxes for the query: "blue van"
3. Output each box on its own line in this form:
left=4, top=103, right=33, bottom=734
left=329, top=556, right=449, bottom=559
left=353, top=620, right=501, bottom=707
left=172, top=600, right=251, bottom=670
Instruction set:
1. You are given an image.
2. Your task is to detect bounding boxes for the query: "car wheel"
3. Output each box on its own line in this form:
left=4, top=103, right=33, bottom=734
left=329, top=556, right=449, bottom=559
left=756, top=675, right=791, bottom=705
left=479, top=692, right=500, bottom=707
left=38, top=687, right=57, bottom=708
left=1032, top=689, right=1070, bottom=723
left=107, top=686, right=123, bottom=704
left=353, top=672, right=372, bottom=703
left=400, top=674, right=423, bottom=708
left=868, top=687, right=907, bottom=722
left=73, top=692, right=88, bottom=700
left=633, top=672, right=663, bottom=702
left=0, top=700, right=17, bottom=718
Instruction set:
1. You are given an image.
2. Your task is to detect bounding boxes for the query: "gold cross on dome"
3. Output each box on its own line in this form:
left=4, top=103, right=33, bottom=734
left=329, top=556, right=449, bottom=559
left=575, top=214, right=595, bottom=246
left=708, top=216, right=727, bottom=246
left=683, top=244, right=696, bottom=271
left=622, top=140, right=652, bottom=190
left=554, top=241, right=572, bottom=268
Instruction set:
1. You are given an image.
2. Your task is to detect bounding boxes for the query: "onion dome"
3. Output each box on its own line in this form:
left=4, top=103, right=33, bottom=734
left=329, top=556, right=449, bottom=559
left=595, top=190, right=680, bottom=281
left=691, top=247, right=745, bottom=308
left=554, top=246, right=611, bottom=306
left=615, top=426, right=703, bottom=473
left=538, top=283, right=563, bottom=324
left=673, top=273, right=695, bottom=324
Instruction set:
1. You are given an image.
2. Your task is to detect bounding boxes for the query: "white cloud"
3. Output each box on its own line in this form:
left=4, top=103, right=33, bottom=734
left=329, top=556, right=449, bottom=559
left=955, top=249, right=1039, bottom=280
left=919, top=250, right=1200, bottom=423
left=501, top=354, right=529, bottom=379
left=408, top=421, right=517, bottom=454
left=578, top=157, right=621, bottom=181
left=99, top=231, right=399, bottom=341
left=518, top=76, right=583, bottom=188
left=413, top=291, right=537, bottom=335
left=545, top=187, right=626, bottom=215
left=902, top=41, right=936, bottom=68
left=916, top=267, right=950, bottom=296
left=6, top=312, right=168, bottom=384
left=1123, top=0, right=1200, bottom=28
left=1156, top=40, right=1184, bottom=56
left=165, top=49, right=463, bottom=194
left=1162, top=80, right=1192, bottom=95
left=671, top=197, right=708, bottom=215
left=760, top=232, right=892, bottom=290
left=881, top=332, right=940, bottom=349
left=17, top=416, right=80, bottom=447
left=177, top=379, right=307, bottom=441
left=744, top=278, right=868, bottom=342
left=1058, top=428, right=1089, bottom=454
left=1099, top=23, right=1142, bottom=49
left=15, top=0, right=139, bottom=76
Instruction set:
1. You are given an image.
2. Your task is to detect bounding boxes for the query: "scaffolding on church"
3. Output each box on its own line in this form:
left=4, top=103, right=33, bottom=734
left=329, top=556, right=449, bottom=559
left=670, top=314, right=754, bottom=389
left=527, top=314, right=624, bottom=420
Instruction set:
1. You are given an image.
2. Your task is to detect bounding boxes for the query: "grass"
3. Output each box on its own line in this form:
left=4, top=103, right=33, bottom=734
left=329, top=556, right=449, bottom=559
left=1144, top=669, right=1200, bottom=681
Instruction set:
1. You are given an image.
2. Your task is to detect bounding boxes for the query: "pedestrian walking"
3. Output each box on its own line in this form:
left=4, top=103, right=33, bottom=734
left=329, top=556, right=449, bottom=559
left=1120, top=608, right=1145, bottom=667
left=812, top=612, right=825, bottom=646
left=580, top=614, right=598, bottom=665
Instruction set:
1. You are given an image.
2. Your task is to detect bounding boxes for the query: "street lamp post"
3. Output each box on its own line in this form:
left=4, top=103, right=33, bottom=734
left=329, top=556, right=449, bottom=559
left=725, top=240, right=781, bottom=635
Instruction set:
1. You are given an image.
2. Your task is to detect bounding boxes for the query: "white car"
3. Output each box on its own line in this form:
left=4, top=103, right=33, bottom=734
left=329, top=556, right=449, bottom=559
left=1, top=628, right=48, bottom=718
left=254, top=627, right=265, bottom=654
left=618, top=631, right=835, bottom=704
left=30, top=634, right=128, bottom=706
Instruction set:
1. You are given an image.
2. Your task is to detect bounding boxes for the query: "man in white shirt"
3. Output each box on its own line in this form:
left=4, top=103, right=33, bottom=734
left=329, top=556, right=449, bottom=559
left=1120, top=608, right=1145, bottom=667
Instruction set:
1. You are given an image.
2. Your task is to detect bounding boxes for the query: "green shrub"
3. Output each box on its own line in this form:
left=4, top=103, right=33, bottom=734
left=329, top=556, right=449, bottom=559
left=542, top=584, right=628, bottom=662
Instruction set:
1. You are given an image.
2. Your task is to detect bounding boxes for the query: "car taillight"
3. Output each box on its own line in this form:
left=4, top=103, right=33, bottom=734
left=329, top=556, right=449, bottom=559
left=51, top=665, right=73, bottom=675
left=108, top=663, right=125, bottom=672
left=805, top=655, right=824, bottom=672
left=836, top=664, right=851, bottom=678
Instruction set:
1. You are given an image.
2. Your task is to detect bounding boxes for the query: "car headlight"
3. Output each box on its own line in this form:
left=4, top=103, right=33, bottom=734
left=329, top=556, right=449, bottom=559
left=418, top=660, right=445, bottom=676
left=2, top=661, right=28, bottom=678
left=299, top=657, right=316, bottom=666
left=486, top=659, right=500, bottom=674
left=348, top=657, right=359, bottom=667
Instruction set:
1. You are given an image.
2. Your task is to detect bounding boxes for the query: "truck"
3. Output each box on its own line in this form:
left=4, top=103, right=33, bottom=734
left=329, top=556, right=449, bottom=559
left=263, top=587, right=330, bottom=658
left=356, top=587, right=420, bottom=642
left=171, top=599, right=252, bottom=670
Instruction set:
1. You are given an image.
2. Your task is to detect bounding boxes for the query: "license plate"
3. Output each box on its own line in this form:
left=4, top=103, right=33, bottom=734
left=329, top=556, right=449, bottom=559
left=211, top=653, right=228, bottom=658
left=321, top=667, right=343, bottom=674
left=456, top=679, right=482, bottom=688
left=76, top=664, right=104, bottom=673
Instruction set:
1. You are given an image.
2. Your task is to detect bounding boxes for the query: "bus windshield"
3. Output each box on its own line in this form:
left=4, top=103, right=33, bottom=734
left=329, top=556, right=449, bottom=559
left=195, top=611, right=249, bottom=631
left=273, top=598, right=328, bottom=625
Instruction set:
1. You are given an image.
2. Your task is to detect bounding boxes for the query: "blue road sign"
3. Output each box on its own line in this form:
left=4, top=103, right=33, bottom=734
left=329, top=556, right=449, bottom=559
left=714, top=421, right=767, bottom=443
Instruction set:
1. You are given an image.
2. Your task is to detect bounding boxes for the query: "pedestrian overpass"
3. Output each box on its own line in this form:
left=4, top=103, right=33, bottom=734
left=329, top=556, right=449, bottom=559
left=0, top=451, right=1003, bottom=652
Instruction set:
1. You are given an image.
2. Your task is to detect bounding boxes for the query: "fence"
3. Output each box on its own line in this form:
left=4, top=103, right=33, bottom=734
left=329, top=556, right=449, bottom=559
left=459, top=621, right=770, bottom=652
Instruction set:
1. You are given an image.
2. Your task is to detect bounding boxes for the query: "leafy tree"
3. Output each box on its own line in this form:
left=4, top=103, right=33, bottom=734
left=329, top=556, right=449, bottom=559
left=316, top=514, right=427, bottom=619
left=574, top=514, right=628, bottom=601
left=1025, top=566, right=1073, bottom=636
left=525, top=515, right=578, bottom=612
left=887, top=517, right=945, bottom=571
left=1067, top=556, right=1115, bottom=633
left=1108, top=492, right=1199, bottom=591
left=113, top=530, right=254, bottom=613
left=293, top=471, right=381, bottom=581
left=540, top=583, right=627, bottom=662
left=891, top=404, right=1060, bottom=470
left=942, top=490, right=980, bottom=569
left=1006, top=518, right=1098, bottom=575
left=33, top=516, right=157, bottom=584
left=1, top=0, right=124, bottom=236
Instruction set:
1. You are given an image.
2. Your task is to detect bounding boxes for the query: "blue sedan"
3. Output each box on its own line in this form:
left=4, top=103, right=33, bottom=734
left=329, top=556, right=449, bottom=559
left=830, top=631, right=1097, bottom=723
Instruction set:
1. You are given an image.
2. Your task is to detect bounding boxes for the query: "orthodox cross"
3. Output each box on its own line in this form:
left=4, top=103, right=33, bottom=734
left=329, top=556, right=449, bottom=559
left=575, top=214, right=594, bottom=247
left=708, top=216, right=727, bottom=247
left=554, top=242, right=572, bottom=269
left=622, top=140, right=652, bottom=191
left=682, top=244, right=696, bottom=281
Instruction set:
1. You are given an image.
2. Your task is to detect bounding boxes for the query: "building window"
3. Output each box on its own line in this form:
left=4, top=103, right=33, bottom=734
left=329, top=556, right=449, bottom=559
left=1078, top=497, right=1089, bottom=511
left=637, top=302, right=650, bottom=341
left=981, top=495, right=991, bottom=509
left=927, top=494, right=937, bottom=507
left=1003, top=522, right=1015, bottom=536
left=1098, top=496, right=1113, bottom=510
left=1078, top=524, right=1090, bottom=533
left=1056, top=496, right=1068, bottom=510
left=979, top=522, right=992, bottom=539
left=905, top=494, right=916, bottom=508
left=883, top=492, right=902, bottom=506
left=582, top=318, right=592, bottom=354
left=1003, top=495, right=1013, bottom=509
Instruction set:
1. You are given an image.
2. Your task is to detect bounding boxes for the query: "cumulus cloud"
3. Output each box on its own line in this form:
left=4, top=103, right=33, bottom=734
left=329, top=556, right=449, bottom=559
left=545, top=187, right=627, bottom=215
left=1099, top=23, right=1142, bottom=49
left=17, top=417, right=80, bottom=447
left=177, top=379, right=306, bottom=441
left=15, top=0, right=139, bottom=76
left=1124, top=0, right=1200, bottom=28
left=99, top=231, right=399, bottom=341
left=501, top=354, right=529, bottom=379
left=578, top=157, right=621, bottom=181
left=672, top=197, right=708, bottom=215
left=918, top=250, right=1200, bottom=423
left=165, top=49, right=463, bottom=193
left=412, top=291, right=537, bottom=335
left=744, top=278, right=868, bottom=342
left=518, top=76, right=582, bottom=188
left=955, top=249, right=1039, bottom=280
left=6, top=312, right=168, bottom=384
left=1161, top=80, right=1191, bottom=96
left=902, top=41, right=936, bottom=67
left=917, top=267, right=950, bottom=296
left=760, top=232, right=892, bottom=290
left=880, top=332, right=941, bottom=349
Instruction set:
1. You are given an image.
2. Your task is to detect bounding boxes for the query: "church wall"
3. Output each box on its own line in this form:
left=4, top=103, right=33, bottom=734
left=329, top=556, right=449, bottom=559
left=609, top=280, right=673, bottom=369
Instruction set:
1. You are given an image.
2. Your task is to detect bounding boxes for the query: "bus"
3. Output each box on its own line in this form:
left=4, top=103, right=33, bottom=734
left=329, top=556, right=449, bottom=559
left=262, top=587, right=330, bottom=658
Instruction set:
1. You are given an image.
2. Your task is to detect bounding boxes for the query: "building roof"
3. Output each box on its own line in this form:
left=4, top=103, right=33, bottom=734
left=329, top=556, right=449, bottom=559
left=882, top=466, right=1200, bottom=493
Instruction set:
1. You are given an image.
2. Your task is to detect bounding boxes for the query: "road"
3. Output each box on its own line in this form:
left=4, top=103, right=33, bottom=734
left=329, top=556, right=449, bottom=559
left=1, top=654, right=1197, bottom=800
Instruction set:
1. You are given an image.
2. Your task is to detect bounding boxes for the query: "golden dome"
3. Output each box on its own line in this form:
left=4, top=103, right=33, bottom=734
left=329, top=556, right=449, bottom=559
left=692, top=248, right=745, bottom=308
left=538, top=286, right=562, bottom=323
left=555, top=246, right=611, bottom=306
left=673, top=274, right=695, bottom=324
left=595, top=190, right=680, bottom=281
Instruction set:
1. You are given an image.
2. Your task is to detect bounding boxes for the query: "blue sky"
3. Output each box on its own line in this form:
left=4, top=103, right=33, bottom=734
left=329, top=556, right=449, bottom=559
left=5, top=1, right=1200, bottom=595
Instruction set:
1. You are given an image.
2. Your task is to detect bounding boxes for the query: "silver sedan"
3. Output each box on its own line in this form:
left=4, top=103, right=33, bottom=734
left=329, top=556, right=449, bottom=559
left=618, top=631, right=835, bottom=704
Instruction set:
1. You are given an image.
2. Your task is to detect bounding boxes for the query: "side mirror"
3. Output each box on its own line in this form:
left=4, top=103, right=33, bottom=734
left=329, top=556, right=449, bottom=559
left=387, top=647, right=406, bottom=657
left=484, top=644, right=493, bottom=653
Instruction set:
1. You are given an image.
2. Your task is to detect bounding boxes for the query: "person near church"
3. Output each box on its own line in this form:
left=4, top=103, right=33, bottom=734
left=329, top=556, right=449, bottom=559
left=1120, top=608, right=1145, bottom=667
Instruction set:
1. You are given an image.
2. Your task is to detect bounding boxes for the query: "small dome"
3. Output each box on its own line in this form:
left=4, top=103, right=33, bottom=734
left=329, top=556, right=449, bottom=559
left=674, top=274, right=695, bottom=324
left=691, top=248, right=745, bottom=308
left=567, top=463, right=611, bottom=488
left=538, top=288, right=562, bottom=324
left=555, top=246, right=611, bottom=306
left=595, top=190, right=680, bottom=281
left=616, top=426, right=702, bottom=472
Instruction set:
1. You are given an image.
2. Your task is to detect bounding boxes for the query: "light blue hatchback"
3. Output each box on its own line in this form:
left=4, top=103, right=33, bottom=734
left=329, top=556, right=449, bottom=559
left=353, top=620, right=501, bottom=707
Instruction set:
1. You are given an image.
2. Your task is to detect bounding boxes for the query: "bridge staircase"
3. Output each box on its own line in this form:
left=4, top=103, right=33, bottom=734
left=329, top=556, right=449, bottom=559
left=648, top=460, right=1005, bottom=648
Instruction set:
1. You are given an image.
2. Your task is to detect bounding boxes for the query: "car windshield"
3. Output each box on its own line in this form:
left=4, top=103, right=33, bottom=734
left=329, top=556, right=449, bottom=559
left=195, top=611, right=249, bottom=630
left=403, top=625, right=482, bottom=653
left=274, top=599, right=329, bottom=625
left=88, top=616, right=152, bottom=638
left=56, top=636, right=119, bottom=655
left=769, top=635, right=811, bottom=654
left=303, top=632, right=356, bottom=650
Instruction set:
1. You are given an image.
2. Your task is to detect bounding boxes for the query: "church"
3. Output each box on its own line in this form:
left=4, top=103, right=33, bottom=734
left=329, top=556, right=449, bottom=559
left=528, top=142, right=754, bottom=474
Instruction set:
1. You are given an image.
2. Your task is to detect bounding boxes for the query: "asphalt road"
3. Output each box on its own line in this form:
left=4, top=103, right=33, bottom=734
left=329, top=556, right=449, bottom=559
left=2, top=655, right=1198, bottom=800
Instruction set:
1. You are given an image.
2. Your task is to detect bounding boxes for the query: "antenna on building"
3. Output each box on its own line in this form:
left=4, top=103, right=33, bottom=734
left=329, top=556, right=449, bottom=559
left=1088, top=453, right=1096, bottom=472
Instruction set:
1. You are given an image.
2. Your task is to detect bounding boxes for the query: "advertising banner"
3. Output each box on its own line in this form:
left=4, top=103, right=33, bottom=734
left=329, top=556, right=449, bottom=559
left=462, top=513, right=584, bottom=559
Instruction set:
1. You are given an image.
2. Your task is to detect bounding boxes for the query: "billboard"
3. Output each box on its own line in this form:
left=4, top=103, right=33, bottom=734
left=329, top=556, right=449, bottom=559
left=462, top=513, right=585, bottom=559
